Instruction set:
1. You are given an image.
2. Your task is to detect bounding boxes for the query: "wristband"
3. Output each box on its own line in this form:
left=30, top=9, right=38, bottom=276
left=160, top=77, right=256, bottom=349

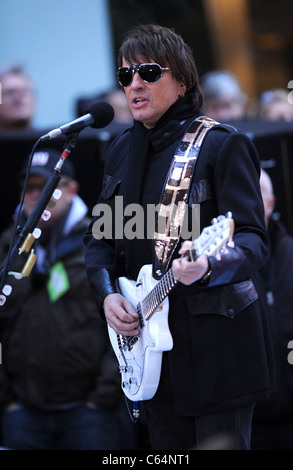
left=197, top=268, right=212, bottom=287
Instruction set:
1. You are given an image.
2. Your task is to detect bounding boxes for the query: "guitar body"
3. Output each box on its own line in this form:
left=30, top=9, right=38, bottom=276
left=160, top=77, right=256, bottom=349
left=108, top=264, right=173, bottom=401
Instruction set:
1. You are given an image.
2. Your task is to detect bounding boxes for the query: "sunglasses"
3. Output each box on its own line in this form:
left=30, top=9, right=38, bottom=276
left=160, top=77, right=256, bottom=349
left=117, top=63, right=170, bottom=87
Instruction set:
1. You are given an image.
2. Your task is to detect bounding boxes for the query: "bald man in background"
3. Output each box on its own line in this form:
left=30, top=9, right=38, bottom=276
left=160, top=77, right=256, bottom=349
left=251, top=169, right=293, bottom=450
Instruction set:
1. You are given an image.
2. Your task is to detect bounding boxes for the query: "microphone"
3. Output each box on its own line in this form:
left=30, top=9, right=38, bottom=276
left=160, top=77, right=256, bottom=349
left=40, top=101, right=114, bottom=141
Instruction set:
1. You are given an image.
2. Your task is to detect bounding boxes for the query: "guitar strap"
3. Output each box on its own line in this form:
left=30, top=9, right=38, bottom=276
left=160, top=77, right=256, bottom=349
left=152, top=115, right=219, bottom=279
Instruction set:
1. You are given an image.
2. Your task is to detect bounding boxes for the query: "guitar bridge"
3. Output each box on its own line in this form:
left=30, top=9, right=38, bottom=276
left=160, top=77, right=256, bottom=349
left=118, top=334, right=138, bottom=351
left=128, top=336, right=138, bottom=349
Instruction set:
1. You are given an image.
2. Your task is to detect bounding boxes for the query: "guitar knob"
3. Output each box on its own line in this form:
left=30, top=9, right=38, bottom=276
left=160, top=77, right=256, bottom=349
left=129, top=377, right=138, bottom=385
left=122, top=381, right=131, bottom=389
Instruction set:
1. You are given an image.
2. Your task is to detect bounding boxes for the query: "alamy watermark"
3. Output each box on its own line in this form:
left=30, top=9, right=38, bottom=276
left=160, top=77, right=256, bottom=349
left=288, top=80, right=293, bottom=104
left=288, top=340, right=293, bottom=365
left=91, top=197, right=201, bottom=241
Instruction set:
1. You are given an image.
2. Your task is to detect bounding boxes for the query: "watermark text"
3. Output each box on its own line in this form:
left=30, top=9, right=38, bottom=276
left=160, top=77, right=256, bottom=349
left=91, top=197, right=200, bottom=241
left=288, top=80, right=293, bottom=104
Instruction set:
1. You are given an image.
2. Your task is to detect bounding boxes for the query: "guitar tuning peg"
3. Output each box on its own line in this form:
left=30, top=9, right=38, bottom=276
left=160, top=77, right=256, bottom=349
left=211, top=218, right=217, bottom=225
left=226, top=211, right=232, bottom=219
left=0, top=295, right=6, bottom=306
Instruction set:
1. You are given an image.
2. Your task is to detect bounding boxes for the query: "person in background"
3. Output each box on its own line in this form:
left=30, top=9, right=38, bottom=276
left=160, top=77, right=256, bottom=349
left=0, top=65, right=36, bottom=134
left=248, top=89, right=293, bottom=122
left=84, top=24, right=273, bottom=450
left=251, top=169, right=293, bottom=450
left=0, top=148, right=129, bottom=450
left=75, top=87, right=133, bottom=162
left=76, top=87, right=132, bottom=125
left=105, top=88, right=133, bottom=125
left=200, top=69, right=247, bottom=121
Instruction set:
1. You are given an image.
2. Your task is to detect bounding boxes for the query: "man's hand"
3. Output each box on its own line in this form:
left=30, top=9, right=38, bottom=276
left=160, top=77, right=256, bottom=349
left=103, top=293, right=139, bottom=336
left=172, top=241, right=210, bottom=285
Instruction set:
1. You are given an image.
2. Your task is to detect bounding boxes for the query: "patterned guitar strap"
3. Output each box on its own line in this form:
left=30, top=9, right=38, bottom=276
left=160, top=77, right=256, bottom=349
left=152, top=115, right=219, bottom=280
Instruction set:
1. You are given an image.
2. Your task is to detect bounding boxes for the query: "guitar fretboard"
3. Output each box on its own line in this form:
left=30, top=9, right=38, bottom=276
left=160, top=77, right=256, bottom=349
left=142, top=268, right=178, bottom=321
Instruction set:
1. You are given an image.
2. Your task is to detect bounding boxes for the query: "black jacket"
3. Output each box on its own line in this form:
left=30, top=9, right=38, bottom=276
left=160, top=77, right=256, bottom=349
left=84, top=100, right=274, bottom=416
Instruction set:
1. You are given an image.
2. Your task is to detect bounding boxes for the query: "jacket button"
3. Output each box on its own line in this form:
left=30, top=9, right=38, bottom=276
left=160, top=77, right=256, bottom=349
left=227, top=308, right=234, bottom=318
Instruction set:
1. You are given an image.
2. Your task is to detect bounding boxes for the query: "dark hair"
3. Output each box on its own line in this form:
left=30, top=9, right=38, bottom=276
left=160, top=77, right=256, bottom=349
left=118, top=24, right=203, bottom=110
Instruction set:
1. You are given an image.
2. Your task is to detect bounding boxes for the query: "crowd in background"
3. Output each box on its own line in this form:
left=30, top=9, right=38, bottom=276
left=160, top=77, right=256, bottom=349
left=1, top=64, right=293, bottom=139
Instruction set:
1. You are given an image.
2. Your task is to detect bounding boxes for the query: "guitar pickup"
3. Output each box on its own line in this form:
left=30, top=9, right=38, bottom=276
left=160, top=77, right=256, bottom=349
left=128, top=337, right=138, bottom=349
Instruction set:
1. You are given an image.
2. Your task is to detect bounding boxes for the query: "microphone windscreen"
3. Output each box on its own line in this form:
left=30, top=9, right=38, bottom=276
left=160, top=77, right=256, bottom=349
left=87, top=101, right=115, bottom=128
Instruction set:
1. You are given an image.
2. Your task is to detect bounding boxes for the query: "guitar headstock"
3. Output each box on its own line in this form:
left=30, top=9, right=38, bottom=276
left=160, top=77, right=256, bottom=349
left=190, top=212, right=234, bottom=260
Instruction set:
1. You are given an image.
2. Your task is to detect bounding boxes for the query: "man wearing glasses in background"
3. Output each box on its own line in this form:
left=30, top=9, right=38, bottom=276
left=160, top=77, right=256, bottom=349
left=0, top=66, right=36, bottom=134
left=84, top=24, right=274, bottom=450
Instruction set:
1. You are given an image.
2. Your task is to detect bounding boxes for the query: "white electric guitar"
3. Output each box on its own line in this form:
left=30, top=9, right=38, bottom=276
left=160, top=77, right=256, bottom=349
left=108, top=213, right=234, bottom=402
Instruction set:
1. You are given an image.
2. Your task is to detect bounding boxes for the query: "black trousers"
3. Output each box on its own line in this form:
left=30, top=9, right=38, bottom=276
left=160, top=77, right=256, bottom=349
left=142, top=357, right=254, bottom=450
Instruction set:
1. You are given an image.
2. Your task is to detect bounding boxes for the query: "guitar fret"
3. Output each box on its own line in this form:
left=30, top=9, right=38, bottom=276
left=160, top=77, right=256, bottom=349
left=168, top=271, right=174, bottom=290
left=154, top=286, right=160, bottom=307
left=159, top=281, right=164, bottom=300
left=164, top=274, right=168, bottom=292
left=168, top=270, right=176, bottom=290
left=151, top=291, right=156, bottom=309
left=167, top=271, right=172, bottom=291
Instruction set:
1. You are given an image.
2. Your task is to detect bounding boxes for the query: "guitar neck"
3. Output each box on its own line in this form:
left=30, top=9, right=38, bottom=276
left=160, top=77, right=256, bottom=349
left=143, top=268, right=178, bottom=321
left=143, top=244, right=199, bottom=321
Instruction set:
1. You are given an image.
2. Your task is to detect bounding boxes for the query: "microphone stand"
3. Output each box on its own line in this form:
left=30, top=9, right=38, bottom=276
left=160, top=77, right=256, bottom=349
left=0, top=133, right=79, bottom=299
